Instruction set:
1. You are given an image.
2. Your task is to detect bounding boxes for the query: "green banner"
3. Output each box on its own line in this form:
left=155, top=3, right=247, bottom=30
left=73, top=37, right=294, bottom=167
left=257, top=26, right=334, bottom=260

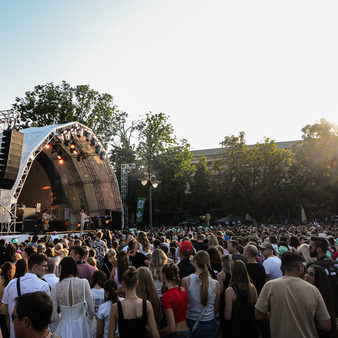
left=136, top=197, right=146, bottom=223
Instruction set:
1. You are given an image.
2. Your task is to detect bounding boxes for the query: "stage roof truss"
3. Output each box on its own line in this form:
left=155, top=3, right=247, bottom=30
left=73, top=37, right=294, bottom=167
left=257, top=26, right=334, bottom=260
left=0, top=122, right=122, bottom=234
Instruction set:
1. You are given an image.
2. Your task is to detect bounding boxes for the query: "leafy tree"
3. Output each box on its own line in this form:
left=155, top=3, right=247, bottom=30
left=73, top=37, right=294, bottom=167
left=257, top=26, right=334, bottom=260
left=216, top=133, right=296, bottom=222
left=292, top=118, right=338, bottom=218
left=136, top=112, right=177, bottom=171
left=14, top=81, right=122, bottom=146
left=188, top=157, right=213, bottom=217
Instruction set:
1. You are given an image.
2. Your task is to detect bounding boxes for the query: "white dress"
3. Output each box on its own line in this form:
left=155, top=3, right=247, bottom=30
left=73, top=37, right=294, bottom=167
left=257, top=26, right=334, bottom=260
left=51, top=277, right=94, bottom=338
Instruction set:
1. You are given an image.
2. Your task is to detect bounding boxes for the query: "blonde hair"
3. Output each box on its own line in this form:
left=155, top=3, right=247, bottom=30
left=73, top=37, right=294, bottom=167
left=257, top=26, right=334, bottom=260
left=221, top=254, right=233, bottom=274
left=107, top=249, right=117, bottom=265
left=136, top=267, right=161, bottom=320
left=208, top=234, right=218, bottom=247
left=229, top=260, right=257, bottom=307
left=86, top=257, right=97, bottom=269
left=137, top=231, right=151, bottom=253
left=54, top=243, right=63, bottom=251
left=150, top=249, right=168, bottom=281
left=193, top=251, right=211, bottom=307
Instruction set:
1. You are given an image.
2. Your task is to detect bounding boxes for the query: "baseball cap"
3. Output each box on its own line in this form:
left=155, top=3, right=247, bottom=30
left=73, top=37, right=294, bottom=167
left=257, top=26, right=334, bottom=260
left=11, top=238, right=18, bottom=244
left=276, top=246, right=288, bottom=255
left=178, top=240, right=194, bottom=255
left=259, top=242, right=273, bottom=250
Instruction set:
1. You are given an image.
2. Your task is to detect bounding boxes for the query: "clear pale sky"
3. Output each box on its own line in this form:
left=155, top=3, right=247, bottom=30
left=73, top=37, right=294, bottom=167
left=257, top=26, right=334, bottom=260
left=1, top=0, right=338, bottom=150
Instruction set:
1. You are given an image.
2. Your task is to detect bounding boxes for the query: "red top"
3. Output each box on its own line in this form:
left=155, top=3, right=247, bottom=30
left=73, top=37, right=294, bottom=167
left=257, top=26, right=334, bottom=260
left=162, top=286, right=188, bottom=323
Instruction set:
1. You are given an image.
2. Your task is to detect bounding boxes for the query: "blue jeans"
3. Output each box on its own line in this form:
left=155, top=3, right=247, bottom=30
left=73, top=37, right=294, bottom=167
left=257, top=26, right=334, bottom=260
left=186, top=318, right=217, bottom=338
left=171, top=330, right=192, bottom=338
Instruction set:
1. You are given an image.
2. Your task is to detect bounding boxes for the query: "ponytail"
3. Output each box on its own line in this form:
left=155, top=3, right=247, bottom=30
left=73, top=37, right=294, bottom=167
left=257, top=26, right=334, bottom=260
left=200, top=264, right=209, bottom=307
left=193, top=250, right=211, bottom=307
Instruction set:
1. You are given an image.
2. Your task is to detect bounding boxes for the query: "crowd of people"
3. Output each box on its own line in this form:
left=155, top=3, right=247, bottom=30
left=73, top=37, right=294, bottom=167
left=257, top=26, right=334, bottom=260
left=0, top=223, right=336, bottom=338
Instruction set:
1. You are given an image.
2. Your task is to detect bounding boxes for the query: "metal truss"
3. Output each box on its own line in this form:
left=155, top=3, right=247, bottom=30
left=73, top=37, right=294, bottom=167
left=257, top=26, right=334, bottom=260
left=121, top=163, right=135, bottom=229
left=0, top=109, right=20, bottom=132
left=1, top=122, right=109, bottom=234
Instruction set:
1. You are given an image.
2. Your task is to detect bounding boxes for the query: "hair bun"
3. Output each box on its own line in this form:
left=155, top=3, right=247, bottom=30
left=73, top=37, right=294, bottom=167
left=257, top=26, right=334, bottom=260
left=128, top=266, right=137, bottom=275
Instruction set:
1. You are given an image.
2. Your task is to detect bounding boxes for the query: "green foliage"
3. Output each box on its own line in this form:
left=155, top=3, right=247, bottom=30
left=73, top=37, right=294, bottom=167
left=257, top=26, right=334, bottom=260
left=14, top=81, right=122, bottom=146
left=136, top=112, right=177, bottom=170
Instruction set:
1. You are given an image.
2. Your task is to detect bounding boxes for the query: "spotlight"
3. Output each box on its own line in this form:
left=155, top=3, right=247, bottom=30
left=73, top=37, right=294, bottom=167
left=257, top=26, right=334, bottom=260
left=64, top=140, right=69, bottom=147
left=70, top=142, right=76, bottom=153
left=90, top=138, right=96, bottom=147
left=95, top=145, right=102, bottom=154
left=73, top=149, right=78, bottom=155
left=45, top=144, right=51, bottom=150
left=99, top=151, right=106, bottom=160
left=58, top=158, right=64, bottom=165
left=57, top=155, right=62, bottom=160
left=51, top=146, right=57, bottom=155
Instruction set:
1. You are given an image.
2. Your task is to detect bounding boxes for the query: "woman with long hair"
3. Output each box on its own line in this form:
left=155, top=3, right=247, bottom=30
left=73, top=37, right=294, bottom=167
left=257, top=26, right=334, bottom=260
left=217, top=255, right=233, bottom=337
left=136, top=267, right=162, bottom=326
left=182, top=250, right=220, bottom=338
left=305, top=265, right=338, bottom=338
left=137, top=231, right=151, bottom=256
left=0, top=262, right=15, bottom=338
left=96, top=280, right=120, bottom=338
left=51, top=256, right=94, bottom=337
left=103, top=230, right=113, bottom=249
left=159, top=263, right=190, bottom=338
left=224, top=260, right=259, bottom=338
left=108, top=266, right=159, bottom=338
left=90, top=270, right=107, bottom=315
left=208, top=234, right=219, bottom=248
left=149, top=249, right=168, bottom=297
left=110, top=251, right=129, bottom=296
left=208, top=247, right=223, bottom=276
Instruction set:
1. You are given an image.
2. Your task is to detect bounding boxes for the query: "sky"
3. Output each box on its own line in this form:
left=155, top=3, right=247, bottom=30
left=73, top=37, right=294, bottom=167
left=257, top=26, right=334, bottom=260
left=1, top=0, right=338, bottom=150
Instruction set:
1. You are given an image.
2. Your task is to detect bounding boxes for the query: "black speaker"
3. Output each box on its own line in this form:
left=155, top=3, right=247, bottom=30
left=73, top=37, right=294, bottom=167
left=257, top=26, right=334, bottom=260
left=105, top=209, right=111, bottom=216
left=0, top=129, right=24, bottom=189
left=23, top=218, right=36, bottom=233
left=111, top=211, right=122, bottom=229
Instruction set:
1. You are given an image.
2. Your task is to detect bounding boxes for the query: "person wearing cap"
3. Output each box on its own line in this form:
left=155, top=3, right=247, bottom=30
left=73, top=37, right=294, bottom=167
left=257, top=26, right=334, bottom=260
left=177, top=241, right=196, bottom=281
left=276, top=245, right=289, bottom=257
left=260, top=242, right=282, bottom=281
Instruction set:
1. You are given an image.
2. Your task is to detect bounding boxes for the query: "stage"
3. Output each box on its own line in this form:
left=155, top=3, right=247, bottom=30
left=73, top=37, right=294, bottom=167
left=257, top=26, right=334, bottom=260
left=0, top=122, right=123, bottom=234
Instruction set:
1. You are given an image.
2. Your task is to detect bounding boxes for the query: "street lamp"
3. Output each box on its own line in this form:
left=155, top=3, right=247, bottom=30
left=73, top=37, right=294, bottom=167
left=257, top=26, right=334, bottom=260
left=139, top=172, right=160, bottom=230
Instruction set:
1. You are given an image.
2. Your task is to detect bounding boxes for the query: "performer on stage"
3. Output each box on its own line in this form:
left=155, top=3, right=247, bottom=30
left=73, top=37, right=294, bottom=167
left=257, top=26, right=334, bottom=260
left=80, top=209, right=90, bottom=235
left=42, top=209, right=53, bottom=233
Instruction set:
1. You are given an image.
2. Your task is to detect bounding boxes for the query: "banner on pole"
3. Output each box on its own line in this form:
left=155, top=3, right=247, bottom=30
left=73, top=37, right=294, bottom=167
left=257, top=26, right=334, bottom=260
left=136, top=197, right=146, bottom=223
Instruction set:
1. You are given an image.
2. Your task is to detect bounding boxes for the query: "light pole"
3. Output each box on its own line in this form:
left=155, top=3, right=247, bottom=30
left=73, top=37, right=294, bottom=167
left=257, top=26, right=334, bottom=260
left=139, top=171, right=160, bottom=230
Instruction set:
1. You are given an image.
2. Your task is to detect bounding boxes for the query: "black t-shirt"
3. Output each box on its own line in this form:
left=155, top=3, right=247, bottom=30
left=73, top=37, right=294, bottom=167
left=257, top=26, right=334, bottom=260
left=130, top=252, right=148, bottom=269
left=194, top=242, right=208, bottom=252
left=178, top=258, right=196, bottom=280
left=246, top=263, right=266, bottom=295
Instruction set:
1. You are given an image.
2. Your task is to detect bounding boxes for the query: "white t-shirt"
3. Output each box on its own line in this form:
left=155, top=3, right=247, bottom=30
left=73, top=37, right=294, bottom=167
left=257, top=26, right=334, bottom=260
left=96, top=298, right=123, bottom=338
left=91, top=288, right=105, bottom=314
left=263, top=256, right=283, bottom=280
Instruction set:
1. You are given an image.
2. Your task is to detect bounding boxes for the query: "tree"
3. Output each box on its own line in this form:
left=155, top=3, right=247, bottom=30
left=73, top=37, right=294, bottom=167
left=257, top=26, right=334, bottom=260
left=136, top=112, right=177, bottom=171
left=292, top=118, right=338, bottom=217
left=13, top=81, right=123, bottom=146
left=152, top=140, right=194, bottom=224
left=215, top=133, right=296, bottom=222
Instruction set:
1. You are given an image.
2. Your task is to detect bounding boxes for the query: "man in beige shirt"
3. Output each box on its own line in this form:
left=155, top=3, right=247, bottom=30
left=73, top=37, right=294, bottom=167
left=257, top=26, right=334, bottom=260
left=255, top=252, right=331, bottom=338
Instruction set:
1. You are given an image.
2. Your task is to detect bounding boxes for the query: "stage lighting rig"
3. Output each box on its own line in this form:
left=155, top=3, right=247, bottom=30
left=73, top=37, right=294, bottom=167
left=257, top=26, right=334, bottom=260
left=85, top=131, right=92, bottom=142
left=76, top=128, right=84, bottom=138
left=95, top=145, right=102, bottom=154
left=70, top=142, right=76, bottom=153
left=99, top=151, right=106, bottom=160
left=90, top=138, right=96, bottom=147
